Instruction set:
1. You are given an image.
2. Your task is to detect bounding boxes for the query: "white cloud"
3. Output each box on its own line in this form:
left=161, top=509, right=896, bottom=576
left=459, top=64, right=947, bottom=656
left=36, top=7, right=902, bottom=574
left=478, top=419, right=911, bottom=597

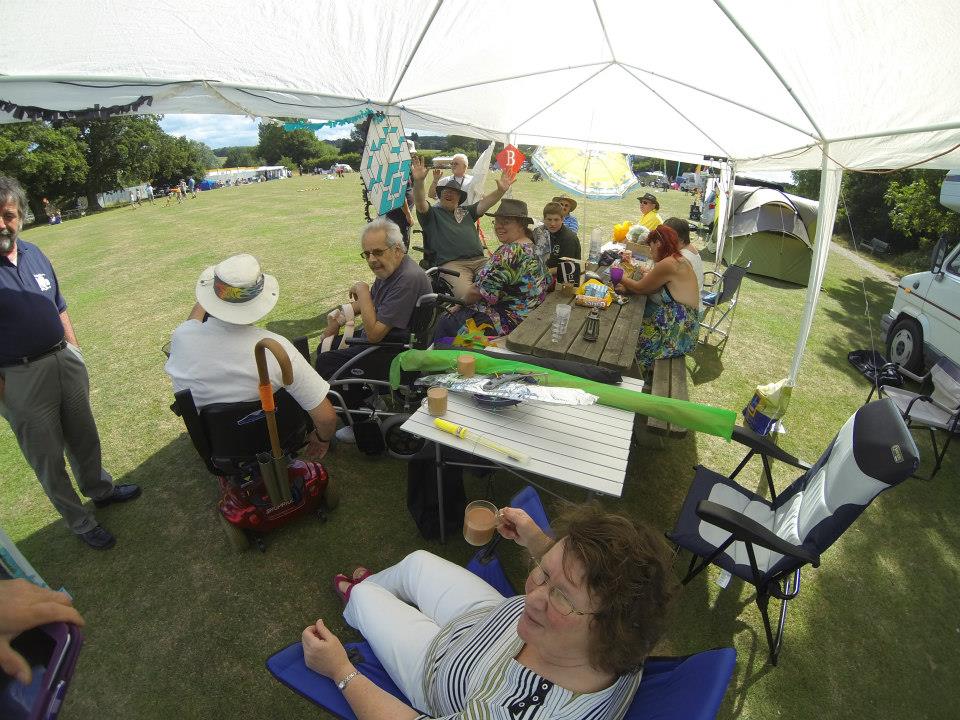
left=159, top=114, right=355, bottom=149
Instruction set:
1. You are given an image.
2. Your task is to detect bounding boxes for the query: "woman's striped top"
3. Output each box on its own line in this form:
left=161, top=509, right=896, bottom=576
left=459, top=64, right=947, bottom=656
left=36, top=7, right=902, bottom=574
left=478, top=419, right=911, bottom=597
left=413, top=596, right=641, bottom=720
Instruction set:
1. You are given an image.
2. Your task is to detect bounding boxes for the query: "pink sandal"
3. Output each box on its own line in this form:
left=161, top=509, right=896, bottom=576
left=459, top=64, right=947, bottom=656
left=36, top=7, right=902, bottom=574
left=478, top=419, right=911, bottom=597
left=332, top=573, right=354, bottom=604
left=351, top=566, right=373, bottom=583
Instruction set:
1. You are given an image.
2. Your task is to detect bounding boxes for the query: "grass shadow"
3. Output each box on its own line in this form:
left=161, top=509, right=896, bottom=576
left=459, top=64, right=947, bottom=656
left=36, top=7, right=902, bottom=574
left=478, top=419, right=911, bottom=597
left=264, top=314, right=328, bottom=342
left=817, top=275, right=897, bottom=381
left=689, top=343, right=726, bottom=384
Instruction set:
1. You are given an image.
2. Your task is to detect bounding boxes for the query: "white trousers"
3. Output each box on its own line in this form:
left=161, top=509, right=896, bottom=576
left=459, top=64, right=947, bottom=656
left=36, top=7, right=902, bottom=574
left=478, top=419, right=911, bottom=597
left=342, top=550, right=504, bottom=712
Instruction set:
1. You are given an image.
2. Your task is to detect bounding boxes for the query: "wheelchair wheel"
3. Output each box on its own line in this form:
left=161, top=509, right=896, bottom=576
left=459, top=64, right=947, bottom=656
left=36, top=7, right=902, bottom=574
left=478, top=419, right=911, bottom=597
left=382, top=414, right=427, bottom=459
left=218, top=513, right=249, bottom=552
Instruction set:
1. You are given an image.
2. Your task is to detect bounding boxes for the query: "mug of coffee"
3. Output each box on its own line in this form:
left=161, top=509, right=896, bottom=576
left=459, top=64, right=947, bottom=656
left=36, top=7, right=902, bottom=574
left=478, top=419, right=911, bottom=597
left=463, top=500, right=500, bottom=546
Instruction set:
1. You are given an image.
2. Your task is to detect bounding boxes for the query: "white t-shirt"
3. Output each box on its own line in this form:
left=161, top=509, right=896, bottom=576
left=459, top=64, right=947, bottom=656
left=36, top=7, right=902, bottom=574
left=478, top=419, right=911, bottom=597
left=680, top=247, right=705, bottom=310
left=164, top=317, right=329, bottom=410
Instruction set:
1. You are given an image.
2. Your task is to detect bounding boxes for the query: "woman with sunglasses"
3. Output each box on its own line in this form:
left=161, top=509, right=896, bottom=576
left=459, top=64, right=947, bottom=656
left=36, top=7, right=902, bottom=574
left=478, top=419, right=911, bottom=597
left=302, top=503, right=678, bottom=720
left=615, top=224, right=700, bottom=371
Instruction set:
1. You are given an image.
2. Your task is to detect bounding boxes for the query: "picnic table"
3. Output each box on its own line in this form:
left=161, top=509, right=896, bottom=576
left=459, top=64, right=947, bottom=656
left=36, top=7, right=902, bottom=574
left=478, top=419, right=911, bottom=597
left=505, top=285, right=646, bottom=376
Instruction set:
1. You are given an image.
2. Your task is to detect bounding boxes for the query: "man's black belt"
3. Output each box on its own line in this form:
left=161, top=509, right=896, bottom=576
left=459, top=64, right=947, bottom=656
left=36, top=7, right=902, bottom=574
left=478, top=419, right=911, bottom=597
left=0, top=340, right=67, bottom=367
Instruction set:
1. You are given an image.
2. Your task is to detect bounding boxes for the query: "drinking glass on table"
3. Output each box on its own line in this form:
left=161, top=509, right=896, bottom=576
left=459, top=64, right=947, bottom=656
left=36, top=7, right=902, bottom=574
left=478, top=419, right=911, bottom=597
left=463, top=500, right=501, bottom=546
left=552, top=304, right=572, bottom=343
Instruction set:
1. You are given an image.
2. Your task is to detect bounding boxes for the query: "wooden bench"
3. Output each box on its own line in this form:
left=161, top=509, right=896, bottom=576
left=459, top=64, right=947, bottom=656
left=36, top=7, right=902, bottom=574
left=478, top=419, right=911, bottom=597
left=648, top=356, right=690, bottom=437
left=863, top=237, right=889, bottom=255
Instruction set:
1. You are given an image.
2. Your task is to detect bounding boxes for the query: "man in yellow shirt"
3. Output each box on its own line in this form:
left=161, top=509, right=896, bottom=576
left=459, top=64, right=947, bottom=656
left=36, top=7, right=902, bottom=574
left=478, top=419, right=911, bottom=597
left=638, top=193, right=664, bottom=231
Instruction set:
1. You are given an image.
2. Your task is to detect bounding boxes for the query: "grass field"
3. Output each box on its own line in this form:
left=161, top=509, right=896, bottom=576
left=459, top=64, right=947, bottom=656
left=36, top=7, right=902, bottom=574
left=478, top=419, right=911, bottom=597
left=2, top=174, right=957, bottom=720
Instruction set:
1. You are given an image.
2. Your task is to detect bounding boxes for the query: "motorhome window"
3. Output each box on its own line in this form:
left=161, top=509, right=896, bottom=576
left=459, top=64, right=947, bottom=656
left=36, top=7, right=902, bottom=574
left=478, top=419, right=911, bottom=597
left=947, top=250, right=960, bottom=276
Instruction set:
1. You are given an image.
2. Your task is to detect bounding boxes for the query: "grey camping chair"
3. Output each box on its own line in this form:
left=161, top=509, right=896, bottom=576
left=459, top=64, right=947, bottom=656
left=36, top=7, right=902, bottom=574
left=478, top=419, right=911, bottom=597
left=699, top=261, right=751, bottom=347
left=668, top=398, right=919, bottom=665
left=876, top=356, right=960, bottom=480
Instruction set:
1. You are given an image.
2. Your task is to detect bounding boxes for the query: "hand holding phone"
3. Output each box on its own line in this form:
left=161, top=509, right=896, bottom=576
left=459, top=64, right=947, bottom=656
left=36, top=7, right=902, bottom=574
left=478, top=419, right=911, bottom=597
left=0, top=580, right=83, bottom=685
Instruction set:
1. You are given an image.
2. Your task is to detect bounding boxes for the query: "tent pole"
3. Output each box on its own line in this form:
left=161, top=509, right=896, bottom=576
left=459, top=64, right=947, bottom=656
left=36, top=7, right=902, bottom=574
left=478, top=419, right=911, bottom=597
left=788, top=146, right=842, bottom=384
left=712, top=161, right=735, bottom=270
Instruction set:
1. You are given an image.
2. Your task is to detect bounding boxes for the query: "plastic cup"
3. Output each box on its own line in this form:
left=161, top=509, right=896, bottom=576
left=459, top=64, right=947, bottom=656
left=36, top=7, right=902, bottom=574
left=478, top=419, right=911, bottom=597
left=427, top=387, right=448, bottom=416
left=463, top=500, right=500, bottom=546
left=552, top=304, right=572, bottom=343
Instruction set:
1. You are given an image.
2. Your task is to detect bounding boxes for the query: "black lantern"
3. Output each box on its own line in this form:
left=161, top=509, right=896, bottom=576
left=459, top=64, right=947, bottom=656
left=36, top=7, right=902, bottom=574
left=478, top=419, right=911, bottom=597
left=582, top=308, right=601, bottom=342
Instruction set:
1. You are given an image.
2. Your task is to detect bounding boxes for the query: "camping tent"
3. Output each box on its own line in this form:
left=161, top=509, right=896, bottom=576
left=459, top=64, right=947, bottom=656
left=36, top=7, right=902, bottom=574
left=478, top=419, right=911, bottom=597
left=719, top=187, right=819, bottom=286
left=1, top=0, right=959, bottom=384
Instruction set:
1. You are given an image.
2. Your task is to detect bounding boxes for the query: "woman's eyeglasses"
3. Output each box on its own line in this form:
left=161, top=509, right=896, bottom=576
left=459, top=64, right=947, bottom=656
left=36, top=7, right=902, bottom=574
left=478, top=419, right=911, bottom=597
left=528, top=556, right=596, bottom=617
left=359, top=247, right=393, bottom=260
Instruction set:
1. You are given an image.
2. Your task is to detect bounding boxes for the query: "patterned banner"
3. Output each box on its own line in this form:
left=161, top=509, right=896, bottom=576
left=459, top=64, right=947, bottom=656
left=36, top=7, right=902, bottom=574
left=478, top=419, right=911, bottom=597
left=360, top=114, right=411, bottom=216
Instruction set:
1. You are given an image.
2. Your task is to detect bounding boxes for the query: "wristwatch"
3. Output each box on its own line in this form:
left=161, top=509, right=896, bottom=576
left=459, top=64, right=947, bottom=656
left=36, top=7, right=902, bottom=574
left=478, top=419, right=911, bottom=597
left=337, top=670, right=359, bottom=691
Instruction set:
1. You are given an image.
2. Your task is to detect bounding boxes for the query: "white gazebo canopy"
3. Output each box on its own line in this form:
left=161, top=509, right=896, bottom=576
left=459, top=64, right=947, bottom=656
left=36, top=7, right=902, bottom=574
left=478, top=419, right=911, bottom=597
left=2, top=0, right=958, bottom=382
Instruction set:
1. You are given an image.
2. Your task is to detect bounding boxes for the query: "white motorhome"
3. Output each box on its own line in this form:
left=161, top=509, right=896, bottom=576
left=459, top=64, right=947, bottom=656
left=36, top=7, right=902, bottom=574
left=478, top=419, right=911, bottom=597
left=880, top=170, right=960, bottom=371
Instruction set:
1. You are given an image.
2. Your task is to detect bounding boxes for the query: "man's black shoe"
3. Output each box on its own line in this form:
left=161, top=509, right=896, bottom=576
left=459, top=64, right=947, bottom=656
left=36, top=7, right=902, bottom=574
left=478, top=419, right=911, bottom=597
left=79, top=525, right=116, bottom=550
left=93, top=483, right=142, bottom=508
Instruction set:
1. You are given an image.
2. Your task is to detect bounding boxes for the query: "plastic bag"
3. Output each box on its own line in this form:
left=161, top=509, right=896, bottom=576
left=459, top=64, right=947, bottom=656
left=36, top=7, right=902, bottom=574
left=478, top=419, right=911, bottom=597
left=743, top=378, right=792, bottom=435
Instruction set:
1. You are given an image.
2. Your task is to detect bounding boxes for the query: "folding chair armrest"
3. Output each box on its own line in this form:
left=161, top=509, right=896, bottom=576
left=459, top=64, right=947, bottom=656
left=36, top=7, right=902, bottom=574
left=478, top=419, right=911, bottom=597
left=696, top=500, right=821, bottom=567
left=896, top=365, right=929, bottom=384
left=731, top=426, right=810, bottom=471
left=904, top=394, right=958, bottom=418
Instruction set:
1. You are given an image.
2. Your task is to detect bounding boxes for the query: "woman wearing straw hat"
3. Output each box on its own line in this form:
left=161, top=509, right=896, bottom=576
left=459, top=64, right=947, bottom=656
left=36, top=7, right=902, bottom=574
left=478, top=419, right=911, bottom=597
left=434, top=198, right=549, bottom=343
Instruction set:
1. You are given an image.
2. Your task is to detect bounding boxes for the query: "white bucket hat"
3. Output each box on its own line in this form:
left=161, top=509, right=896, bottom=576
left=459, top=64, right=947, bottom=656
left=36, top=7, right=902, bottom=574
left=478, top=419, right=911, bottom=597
left=195, top=254, right=279, bottom=324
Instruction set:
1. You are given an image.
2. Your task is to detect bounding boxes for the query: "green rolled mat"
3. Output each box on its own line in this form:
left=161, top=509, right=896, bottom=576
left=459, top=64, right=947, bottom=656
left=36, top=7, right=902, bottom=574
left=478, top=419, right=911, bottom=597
left=390, top=349, right=736, bottom=440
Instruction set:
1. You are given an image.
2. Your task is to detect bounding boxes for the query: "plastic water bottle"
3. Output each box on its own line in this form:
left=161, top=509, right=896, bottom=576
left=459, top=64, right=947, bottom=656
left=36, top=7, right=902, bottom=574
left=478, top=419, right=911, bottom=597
left=587, top=227, right=603, bottom=264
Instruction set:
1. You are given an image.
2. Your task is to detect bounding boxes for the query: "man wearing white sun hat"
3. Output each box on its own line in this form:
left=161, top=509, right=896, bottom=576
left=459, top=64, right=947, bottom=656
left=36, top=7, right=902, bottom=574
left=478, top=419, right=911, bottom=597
left=164, top=253, right=337, bottom=458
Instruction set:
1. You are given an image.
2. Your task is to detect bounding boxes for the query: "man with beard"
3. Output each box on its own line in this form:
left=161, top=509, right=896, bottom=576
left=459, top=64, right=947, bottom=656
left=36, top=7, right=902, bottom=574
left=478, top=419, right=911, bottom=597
left=0, top=176, right=141, bottom=550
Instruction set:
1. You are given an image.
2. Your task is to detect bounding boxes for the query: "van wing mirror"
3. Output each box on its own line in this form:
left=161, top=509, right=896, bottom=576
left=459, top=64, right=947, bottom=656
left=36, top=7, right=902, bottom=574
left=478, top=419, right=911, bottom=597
left=930, top=234, right=949, bottom=274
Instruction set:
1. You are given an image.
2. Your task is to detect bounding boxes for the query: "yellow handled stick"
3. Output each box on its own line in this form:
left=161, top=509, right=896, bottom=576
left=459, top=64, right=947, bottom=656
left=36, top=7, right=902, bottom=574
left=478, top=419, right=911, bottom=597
left=434, top=418, right=528, bottom=463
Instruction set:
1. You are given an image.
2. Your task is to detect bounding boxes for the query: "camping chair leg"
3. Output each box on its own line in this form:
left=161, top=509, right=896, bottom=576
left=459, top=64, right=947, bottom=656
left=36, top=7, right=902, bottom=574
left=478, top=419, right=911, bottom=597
left=755, top=591, right=779, bottom=666
left=681, top=538, right=735, bottom=585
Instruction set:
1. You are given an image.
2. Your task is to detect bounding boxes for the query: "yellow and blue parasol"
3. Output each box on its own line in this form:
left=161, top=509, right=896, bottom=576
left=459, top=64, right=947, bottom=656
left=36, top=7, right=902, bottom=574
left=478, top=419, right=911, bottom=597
left=531, top=146, right=639, bottom=200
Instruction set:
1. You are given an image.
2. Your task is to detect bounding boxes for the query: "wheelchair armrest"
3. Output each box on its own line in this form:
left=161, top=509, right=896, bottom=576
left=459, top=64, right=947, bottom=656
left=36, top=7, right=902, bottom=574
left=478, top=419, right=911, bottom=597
left=731, top=426, right=810, bottom=471
left=343, top=337, right=409, bottom=349
left=696, top=500, right=821, bottom=567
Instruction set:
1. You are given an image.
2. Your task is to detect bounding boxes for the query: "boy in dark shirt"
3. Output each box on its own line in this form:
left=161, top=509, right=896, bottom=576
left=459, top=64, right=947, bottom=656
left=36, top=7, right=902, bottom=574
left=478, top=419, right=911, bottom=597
left=542, top=202, right=581, bottom=276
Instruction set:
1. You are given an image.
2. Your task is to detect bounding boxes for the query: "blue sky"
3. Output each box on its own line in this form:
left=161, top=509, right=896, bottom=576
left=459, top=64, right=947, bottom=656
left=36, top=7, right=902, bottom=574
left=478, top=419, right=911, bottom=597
left=159, top=114, right=353, bottom=149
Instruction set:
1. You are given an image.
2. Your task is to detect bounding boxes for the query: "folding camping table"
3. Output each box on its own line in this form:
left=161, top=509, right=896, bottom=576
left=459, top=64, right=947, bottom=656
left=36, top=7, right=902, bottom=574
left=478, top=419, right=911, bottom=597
left=400, top=381, right=641, bottom=542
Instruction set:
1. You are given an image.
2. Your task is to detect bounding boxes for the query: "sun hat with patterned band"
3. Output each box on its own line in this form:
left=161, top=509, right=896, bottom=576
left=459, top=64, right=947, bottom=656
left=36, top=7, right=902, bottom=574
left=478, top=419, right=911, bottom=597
left=195, top=253, right=279, bottom=325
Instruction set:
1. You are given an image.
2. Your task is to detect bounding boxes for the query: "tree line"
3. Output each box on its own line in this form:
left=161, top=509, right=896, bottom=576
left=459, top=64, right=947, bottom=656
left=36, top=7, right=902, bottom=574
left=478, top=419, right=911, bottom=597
left=0, top=116, right=215, bottom=220
left=792, top=169, right=959, bottom=256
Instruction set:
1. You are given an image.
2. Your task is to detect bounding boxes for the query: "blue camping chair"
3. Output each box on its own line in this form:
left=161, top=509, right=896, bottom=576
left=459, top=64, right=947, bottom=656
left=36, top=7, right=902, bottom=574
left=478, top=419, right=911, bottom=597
left=267, top=486, right=737, bottom=719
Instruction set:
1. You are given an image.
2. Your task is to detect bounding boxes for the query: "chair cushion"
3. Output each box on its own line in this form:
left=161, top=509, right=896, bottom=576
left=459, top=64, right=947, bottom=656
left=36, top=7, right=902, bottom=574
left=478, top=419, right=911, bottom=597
left=700, top=291, right=718, bottom=307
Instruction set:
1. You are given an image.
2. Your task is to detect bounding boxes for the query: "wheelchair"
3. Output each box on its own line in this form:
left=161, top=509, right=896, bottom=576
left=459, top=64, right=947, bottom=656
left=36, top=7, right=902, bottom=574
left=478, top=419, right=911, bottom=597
left=302, top=270, right=463, bottom=458
left=171, top=385, right=335, bottom=552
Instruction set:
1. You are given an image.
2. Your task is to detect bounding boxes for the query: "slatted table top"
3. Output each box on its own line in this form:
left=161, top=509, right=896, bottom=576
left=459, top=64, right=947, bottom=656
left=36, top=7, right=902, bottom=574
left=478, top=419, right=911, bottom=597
left=505, top=288, right=646, bottom=375
left=401, top=389, right=638, bottom=497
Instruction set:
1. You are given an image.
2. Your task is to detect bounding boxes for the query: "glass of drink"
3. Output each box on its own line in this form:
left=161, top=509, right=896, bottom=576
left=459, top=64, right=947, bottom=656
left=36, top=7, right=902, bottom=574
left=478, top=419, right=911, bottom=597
left=552, top=303, right=572, bottom=343
left=463, top=500, right=500, bottom=546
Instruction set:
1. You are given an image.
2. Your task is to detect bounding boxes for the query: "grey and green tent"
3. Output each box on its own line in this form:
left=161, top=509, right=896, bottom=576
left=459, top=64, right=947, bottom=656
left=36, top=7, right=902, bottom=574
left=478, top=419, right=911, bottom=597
left=717, top=187, right=819, bottom=286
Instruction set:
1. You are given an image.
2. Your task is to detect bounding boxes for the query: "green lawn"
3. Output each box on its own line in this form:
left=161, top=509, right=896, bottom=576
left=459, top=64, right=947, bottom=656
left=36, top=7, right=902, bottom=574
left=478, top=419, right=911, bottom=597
left=2, top=175, right=956, bottom=719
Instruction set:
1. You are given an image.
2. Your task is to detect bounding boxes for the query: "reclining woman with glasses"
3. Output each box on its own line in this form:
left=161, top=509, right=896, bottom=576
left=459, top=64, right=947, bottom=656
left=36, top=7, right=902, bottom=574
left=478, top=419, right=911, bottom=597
left=302, top=503, right=679, bottom=720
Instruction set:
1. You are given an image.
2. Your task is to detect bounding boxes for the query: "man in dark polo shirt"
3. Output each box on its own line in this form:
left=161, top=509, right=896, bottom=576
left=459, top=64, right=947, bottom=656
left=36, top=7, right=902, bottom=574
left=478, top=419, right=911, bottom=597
left=0, top=176, right=141, bottom=550
left=315, top=217, right=432, bottom=443
left=410, top=154, right=516, bottom=297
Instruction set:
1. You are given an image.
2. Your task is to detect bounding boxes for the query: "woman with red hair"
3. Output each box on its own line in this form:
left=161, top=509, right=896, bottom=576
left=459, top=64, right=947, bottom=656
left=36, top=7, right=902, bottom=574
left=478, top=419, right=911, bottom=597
left=615, top=224, right=700, bottom=370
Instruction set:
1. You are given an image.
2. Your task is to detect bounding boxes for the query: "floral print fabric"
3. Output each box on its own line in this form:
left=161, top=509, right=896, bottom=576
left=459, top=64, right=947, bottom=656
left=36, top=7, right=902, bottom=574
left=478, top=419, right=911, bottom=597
left=635, top=290, right=700, bottom=370
left=435, top=241, right=548, bottom=341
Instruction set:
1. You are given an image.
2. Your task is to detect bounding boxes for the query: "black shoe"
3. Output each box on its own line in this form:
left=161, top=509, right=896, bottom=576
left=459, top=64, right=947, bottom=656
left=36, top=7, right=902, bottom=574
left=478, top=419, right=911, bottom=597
left=93, top=483, right=142, bottom=508
left=79, top=525, right=116, bottom=550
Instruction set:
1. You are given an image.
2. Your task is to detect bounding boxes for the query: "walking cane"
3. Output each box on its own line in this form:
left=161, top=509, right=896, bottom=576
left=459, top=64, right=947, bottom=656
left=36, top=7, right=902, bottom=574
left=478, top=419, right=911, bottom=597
left=254, top=338, right=294, bottom=505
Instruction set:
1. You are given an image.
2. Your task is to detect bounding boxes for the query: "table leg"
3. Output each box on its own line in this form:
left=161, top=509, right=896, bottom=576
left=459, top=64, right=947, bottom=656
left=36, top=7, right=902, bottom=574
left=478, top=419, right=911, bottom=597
left=435, top=442, right=445, bottom=544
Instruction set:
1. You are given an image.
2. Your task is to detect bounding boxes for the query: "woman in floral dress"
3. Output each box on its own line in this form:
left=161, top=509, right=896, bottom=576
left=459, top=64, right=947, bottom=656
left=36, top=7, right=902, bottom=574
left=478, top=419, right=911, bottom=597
left=435, top=198, right=549, bottom=344
left=614, top=224, right=700, bottom=371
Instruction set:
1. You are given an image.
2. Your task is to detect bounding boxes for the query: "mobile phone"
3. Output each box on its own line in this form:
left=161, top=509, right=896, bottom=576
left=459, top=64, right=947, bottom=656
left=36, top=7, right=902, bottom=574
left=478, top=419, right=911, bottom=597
left=0, top=623, right=83, bottom=720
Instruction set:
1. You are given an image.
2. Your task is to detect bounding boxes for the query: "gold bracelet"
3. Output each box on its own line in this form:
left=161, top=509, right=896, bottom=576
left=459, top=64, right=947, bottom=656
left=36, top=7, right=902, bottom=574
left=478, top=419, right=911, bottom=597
left=336, top=670, right=359, bottom=691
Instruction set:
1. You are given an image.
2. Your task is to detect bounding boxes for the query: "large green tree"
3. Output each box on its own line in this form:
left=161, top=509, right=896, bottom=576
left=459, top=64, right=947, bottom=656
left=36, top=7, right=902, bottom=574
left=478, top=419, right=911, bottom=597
left=257, top=120, right=326, bottom=166
left=0, top=122, right=88, bottom=220
left=63, top=116, right=171, bottom=209
left=223, top=147, right=261, bottom=168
